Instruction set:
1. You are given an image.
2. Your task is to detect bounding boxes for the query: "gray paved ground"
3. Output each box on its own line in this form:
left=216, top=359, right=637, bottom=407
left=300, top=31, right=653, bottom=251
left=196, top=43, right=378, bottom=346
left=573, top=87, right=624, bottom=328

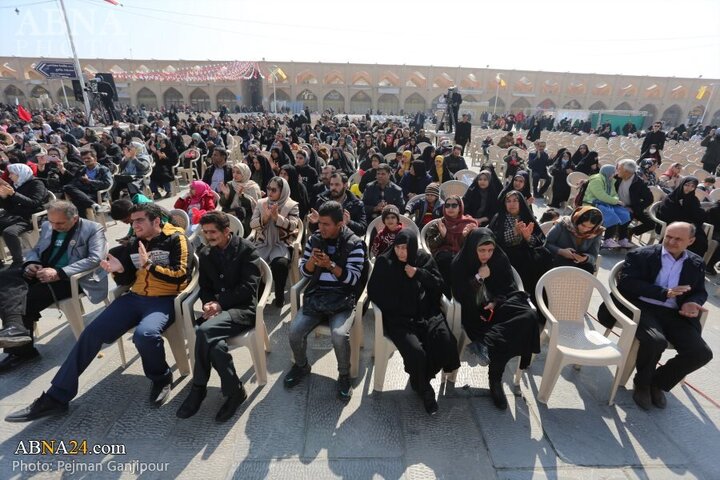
left=0, top=193, right=718, bottom=480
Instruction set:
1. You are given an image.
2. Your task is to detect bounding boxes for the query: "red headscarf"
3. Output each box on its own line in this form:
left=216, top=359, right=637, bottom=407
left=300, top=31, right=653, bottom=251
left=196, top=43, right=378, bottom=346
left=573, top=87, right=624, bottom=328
left=438, top=195, right=478, bottom=253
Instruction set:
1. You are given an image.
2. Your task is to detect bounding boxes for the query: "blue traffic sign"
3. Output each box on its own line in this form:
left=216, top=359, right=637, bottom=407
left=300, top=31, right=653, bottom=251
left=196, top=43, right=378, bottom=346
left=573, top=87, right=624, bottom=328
left=34, top=62, right=78, bottom=79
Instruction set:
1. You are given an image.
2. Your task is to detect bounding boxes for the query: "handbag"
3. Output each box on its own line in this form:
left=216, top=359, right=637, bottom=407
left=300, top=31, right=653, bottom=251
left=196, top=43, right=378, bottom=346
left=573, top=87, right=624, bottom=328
left=303, top=287, right=355, bottom=317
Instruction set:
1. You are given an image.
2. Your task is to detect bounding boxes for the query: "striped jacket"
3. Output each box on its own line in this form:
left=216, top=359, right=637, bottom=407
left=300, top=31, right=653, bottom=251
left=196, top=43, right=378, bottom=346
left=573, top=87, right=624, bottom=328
left=300, top=227, right=365, bottom=295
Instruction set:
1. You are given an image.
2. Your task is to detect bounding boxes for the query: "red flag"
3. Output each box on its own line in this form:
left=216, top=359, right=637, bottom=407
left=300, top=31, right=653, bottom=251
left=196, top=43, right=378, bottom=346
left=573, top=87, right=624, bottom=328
left=104, top=0, right=120, bottom=4
left=17, top=105, right=32, bottom=122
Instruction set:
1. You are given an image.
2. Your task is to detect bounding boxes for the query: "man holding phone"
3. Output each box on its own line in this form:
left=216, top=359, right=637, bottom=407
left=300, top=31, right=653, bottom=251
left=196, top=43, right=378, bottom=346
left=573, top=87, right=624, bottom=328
left=617, top=222, right=713, bottom=411
left=60, top=149, right=112, bottom=218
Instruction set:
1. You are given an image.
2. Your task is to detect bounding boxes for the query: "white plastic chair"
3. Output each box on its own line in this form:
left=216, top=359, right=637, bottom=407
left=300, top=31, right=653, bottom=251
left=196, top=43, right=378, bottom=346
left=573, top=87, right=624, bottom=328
left=605, top=261, right=708, bottom=387
left=419, top=218, right=441, bottom=253
left=289, top=276, right=364, bottom=378
left=363, top=214, right=418, bottom=261
left=182, top=258, right=273, bottom=385
left=649, top=185, right=666, bottom=203
left=539, top=221, right=555, bottom=236
left=169, top=209, right=191, bottom=236
left=566, top=171, right=588, bottom=206
left=439, top=180, right=468, bottom=199
left=708, top=189, right=720, bottom=202
left=534, top=266, right=636, bottom=405
left=111, top=254, right=199, bottom=377
left=454, top=169, right=476, bottom=186
left=54, top=267, right=109, bottom=339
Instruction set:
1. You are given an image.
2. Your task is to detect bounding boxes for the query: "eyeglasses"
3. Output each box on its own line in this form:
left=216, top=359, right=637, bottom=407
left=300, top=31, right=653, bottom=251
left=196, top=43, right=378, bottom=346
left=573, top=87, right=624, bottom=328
left=445, top=203, right=459, bottom=208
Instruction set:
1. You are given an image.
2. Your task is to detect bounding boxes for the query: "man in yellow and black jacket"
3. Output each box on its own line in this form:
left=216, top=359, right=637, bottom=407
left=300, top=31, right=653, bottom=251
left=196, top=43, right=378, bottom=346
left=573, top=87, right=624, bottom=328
left=6, top=203, right=194, bottom=423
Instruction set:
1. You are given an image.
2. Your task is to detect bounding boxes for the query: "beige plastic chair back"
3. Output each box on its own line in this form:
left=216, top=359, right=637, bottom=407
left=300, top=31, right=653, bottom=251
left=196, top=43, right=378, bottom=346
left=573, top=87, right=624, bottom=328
left=708, top=189, right=720, bottom=202
left=439, top=180, right=468, bottom=199
left=419, top=218, right=441, bottom=253
left=454, top=169, right=476, bottom=185
left=364, top=214, right=418, bottom=251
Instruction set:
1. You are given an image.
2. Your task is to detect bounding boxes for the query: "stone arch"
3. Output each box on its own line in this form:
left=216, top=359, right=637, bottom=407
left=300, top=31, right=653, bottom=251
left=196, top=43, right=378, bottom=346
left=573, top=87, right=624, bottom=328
left=25, top=64, right=44, bottom=80
left=431, top=94, right=445, bottom=110
left=163, top=65, right=177, bottom=73
left=163, top=87, right=184, bottom=109
left=189, top=87, right=210, bottom=111
left=296, top=89, right=318, bottom=112
left=463, top=95, right=478, bottom=103
left=563, top=99, right=582, bottom=109
left=660, top=104, right=682, bottom=127
left=377, top=93, right=400, bottom=114
left=589, top=101, right=607, bottom=110
left=109, top=65, right=124, bottom=74
left=296, top=70, right=318, bottom=85
left=639, top=104, right=657, bottom=127
left=269, top=89, right=290, bottom=102
left=644, top=84, right=663, bottom=99
left=460, top=73, right=480, bottom=89
left=403, top=93, right=426, bottom=114
left=378, top=71, right=400, bottom=87
left=566, top=83, right=586, bottom=96
left=351, top=71, right=372, bottom=86
left=0, top=63, right=18, bottom=78
left=323, top=70, right=344, bottom=85
left=4, top=84, right=26, bottom=104
left=488, top=96, right=505, bottom=111
left=513, top=77, right=534, bottom=94
left=592, top=82, right=612, bottom=96
left=406, top=71, right=427, bottom=88
left=670, top=85, right=687, bottom=100
left=687, top=105, right=705, bottom=124
left=537, top=98, right=556, bottom=109
left=137, top=87, right=158, bottom=109
left=216, top=88, right=237, bottom=110
left=510, top=97, right=531, bottom=111
left=30, top=85, right=51, bottom=99
left=323, top=90, right=345, bottom=112
left=614, top=102, right=633, bottom=111
left=542, top=81, right=560, bottom=95
left=350, top=91, right=372, bottom=114
left=620, top=84, right=638, bottom=97
left=433, top=73, right=454, bottom=89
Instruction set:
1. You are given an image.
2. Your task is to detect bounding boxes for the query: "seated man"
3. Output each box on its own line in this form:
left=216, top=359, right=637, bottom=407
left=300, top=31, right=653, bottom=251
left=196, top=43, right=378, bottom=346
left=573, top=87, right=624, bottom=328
left=0, top=201, right=107, bottom=371
left=309, top=172, right=367, bottom=236
left=284, top=201, right=366, bottom=400
left=111, top=142, right=151, bottom=201
left=6, top=203, right=192, bottom=422
left=176, top=212, right=260, bottom=422
left=362, top=164, right=405, bottom=222
left=201, top=147, right=232, bottom=193
left=618, top=222, right=713, bottom=410
left=60, top=149, right=113, bottom=218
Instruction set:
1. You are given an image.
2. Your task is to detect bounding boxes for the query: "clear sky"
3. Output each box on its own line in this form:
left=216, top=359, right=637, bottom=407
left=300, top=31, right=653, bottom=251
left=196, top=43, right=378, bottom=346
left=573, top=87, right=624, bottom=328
left=2, top=0, right=719, bottom=79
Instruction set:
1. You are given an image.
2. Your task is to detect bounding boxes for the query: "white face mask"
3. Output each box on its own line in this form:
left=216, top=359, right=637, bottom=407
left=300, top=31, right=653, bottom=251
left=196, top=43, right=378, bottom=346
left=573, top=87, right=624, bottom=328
left=649, top=149, right=656, bottom=154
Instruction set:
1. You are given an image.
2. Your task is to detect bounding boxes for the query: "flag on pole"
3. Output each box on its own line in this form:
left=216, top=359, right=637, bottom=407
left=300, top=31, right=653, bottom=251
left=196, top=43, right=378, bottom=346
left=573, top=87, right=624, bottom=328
left=496, top=74, right=506, bottom=87
left=696, top=85, right=708, bottom=100
left=104, top=0, right=121, bottom=5
left=271, top=66, right=287, bottom=82
left=18, top=104, right=32, bottom=122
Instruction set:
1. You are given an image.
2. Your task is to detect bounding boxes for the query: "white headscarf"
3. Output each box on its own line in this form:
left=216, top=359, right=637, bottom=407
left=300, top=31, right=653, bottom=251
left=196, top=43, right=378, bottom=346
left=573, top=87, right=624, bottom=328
left=7, top=163, right=34, bottom=188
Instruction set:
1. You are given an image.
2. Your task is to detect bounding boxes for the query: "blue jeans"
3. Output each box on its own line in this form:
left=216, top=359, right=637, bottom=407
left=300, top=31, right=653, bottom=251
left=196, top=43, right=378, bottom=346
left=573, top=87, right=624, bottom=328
left=48, top=293, right=175, bottom=404
left=288, top=307, right=354, bottom=376
left=594, top=202, right=631, bottom=228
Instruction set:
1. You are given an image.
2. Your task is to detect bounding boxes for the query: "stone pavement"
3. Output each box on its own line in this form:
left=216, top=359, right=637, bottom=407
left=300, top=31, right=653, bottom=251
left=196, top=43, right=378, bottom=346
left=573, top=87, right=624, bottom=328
left=0, top=195, right=719, bottom=480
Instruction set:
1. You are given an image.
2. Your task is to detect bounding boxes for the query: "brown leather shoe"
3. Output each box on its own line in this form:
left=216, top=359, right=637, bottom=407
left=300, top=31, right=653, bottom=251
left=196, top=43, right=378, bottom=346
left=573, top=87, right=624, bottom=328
left=650, top=386, right=667, bottom=409
left=633, top=384, right=652, bottom=410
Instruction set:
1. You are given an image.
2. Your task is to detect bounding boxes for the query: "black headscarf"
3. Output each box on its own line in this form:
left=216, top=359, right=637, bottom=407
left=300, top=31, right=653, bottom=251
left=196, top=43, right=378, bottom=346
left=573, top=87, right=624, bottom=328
left=281, top=164, right=310, bottom=218
left=489, top=190, right=543, bottom=243
left=657, top=176, right=705, bottom=225
left=330, top=147, right=354, bottom=176
left=499, top=170, right=532, bottom=201
left=419, top=145, right=437, bottom=170
left=463, top=170, right=502, bottom=221
left=249, top=154, right=274, bottom=190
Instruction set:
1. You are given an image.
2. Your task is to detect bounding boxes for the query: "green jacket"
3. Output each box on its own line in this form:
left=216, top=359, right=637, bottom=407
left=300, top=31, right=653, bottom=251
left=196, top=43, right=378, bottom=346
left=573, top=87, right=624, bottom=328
left=583, top=173, right=620, bottom=205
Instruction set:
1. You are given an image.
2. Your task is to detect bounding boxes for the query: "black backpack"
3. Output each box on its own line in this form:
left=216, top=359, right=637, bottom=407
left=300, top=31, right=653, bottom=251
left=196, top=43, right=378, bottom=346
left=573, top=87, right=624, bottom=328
left=574, top=180, right=589, bottom=208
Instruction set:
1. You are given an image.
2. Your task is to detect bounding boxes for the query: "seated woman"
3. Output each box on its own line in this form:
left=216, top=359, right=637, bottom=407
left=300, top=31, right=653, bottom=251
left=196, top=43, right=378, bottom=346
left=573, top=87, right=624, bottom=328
left=637, top=158, right=658, bottom=186
left=418, top=145, right=436, bottom=171
left=451, top=228, right=541, bottom=410
left=250, top=176, right=300, bottom=307
left=502, top=148, right=523, bottom=180
left=405, top=183, right=444, bottom=228
left=426, top=196, right=478, bottom=297
left=368, top=230, right=460, bottom=415
left=656, top=176, right=708, bottom=257
left=658, top=162, right=683, bottom=194
left=370, top=205, right=403, bottom=258
left=393, top=151, right=413, bottom=185
left=219, top=164, right=260, bottom=238
left=359, top=153, right=382, bottom=193
left=149, top=135, right=178, bottom=200
left=0, top=164, right=48, bottom=266
left=463, top=170, right=502, bottom=225
left=582, top=164, right=632, bottom=249
left=111, top=142, right=151, bottom=201
left=548, top=148, right=573, bottom=208
left=174, top=180, right=216, bottom=227
left=499, top=170, right=534, bottom=205
left=430, top=155, right=453, bottom=184
left=489, top=191, right=549, bottom=296
left=399, top=160, right=432, bottom=201
left=545, top=206, right=604, bottom=274
left=575, top=150, right=599, bottom=176
left=280, top=164, right=310, bottom=218
left=249, top=154, right=274, bottom=192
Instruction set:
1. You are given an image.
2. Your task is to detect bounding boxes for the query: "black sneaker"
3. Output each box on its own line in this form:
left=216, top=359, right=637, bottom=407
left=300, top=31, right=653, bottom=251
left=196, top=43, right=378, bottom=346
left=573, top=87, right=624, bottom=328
left=283, top=363, right=310, bottom=388
left=0, top=325, right=32, bottom=349
left=5, top=392, right=68, bottom=422
left=337, top=374, right=353, bottom=400
left=150, top=373, right=172, bottom=406
left=0, top=348, right=40, bottom=373
left=215, top=386, right=247, bottom=422
left=422, top=387, right=439, bottom=416
left=176, top=384, right=207, bottom=419
left=489, top=380, right=508, bottom=410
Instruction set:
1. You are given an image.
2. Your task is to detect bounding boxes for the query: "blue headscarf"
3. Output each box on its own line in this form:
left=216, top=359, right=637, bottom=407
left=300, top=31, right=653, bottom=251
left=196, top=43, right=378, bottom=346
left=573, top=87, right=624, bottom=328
left=599, top=164, right=616, bottom=195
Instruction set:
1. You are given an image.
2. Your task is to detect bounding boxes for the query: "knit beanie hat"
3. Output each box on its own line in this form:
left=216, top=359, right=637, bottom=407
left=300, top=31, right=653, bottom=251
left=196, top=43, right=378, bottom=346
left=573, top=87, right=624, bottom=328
left=381, top=204, right=400, bottom=222
left=425, top=182, right=441, bottom=197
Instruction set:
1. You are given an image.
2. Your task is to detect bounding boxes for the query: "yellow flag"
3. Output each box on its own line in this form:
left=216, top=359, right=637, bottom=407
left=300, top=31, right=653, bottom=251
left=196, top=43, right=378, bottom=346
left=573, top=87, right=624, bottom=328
left=496, top=74, right=506, bottom=87
left=500, top=78, right=507, bottom=87
left=272, top=67, right=287, bottom=81
left=696, top=85, right=707, bottom=100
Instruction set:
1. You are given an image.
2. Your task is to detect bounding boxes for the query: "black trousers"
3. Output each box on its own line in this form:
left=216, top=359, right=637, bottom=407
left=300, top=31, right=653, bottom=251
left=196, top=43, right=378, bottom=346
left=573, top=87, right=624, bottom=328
left=532, top=170, right=551, bottom=196
left=0, top=214, right=32, bottom=264
left=270, top=257, right=290, bottom=299
left=625, top=210, right=656, bottom=238
left=2, top=278, right=72, bottom=356
left=634, top=301, right=712, bottom=391
left=434, top=250, right=455, bottom=298
left=193, top=311, right=252, bottom=396
left=384, top=316, right=460, bottom=392
left=63, top=185, right=96, bottom=217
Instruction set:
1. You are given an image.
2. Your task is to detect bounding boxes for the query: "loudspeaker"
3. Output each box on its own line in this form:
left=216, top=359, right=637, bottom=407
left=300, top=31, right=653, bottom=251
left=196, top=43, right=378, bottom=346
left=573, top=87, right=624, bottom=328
left=95, top=73, right=118, bottom=101
left=71, top=80, right=84, bottom=102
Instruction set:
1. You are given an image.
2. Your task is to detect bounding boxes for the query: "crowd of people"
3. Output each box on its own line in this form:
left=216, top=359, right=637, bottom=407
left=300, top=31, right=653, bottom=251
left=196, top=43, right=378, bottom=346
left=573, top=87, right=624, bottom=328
left=0, top=102, right=717, bottom=423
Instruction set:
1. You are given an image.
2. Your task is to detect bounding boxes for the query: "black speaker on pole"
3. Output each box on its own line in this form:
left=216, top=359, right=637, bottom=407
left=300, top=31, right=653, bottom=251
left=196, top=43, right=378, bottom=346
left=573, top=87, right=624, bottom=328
left=71, top=80, right=84, bottom=102
left=95, top=73, right=118, bottom=101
